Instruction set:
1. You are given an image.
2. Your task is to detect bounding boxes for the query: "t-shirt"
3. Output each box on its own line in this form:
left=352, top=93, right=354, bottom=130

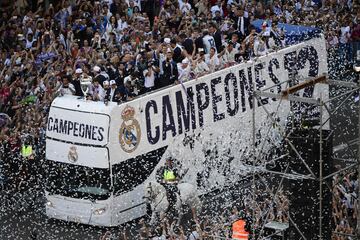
left=202, top=35, right=217, bottom=54
left=143, top=69, right=155, bottom=88
left=177, top=63, right=191, bottom=82
left=222, top=47, right=239, bottom=63
left=180, top=2, right=192, bottom=14
left=60, top=83, right=75, bottom=95
left=210, top=5, right=223, bottom=17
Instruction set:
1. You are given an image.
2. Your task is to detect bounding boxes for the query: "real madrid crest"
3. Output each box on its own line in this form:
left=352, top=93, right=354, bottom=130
left=68, top=145, right=78, bottom=163
left=119, top=106, right=141, bottom=153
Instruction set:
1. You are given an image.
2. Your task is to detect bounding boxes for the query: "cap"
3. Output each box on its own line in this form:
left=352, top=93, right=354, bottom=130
left=93, top=66, right=101, bottom=72
left=164, top=38, right=171, bottom=44
left=110, top=80, right=116, bottom=85
left=75, top=68, right=83, bottom=74
left=182, top=58, right=189, bottom=64
left=103, top=80, right=110, bottom=86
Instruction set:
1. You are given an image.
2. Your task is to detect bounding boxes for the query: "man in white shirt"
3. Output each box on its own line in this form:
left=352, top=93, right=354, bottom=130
left=193, top=50, right=210, bottom=77
left=204, top=47, right=220, bottom=72
left=177, top=58, right=192, bottom=83
left=202, top=29, right=217, bottom=54
left=180, top=0, right=192, bottom=14
left=210, top=0, right=223, bottom=18
left=221, top=40, right=240, bottom=67
left=253, top=35, right=268, bottom=57
left=143, top=63, right=156, bottom=92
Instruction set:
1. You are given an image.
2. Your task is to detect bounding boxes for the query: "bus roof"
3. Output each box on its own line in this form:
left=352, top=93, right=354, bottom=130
left=51, top=95, right=115, bottom=116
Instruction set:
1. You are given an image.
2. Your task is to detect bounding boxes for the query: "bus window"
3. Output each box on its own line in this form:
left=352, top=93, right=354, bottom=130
left=112, top=147, right=166, bottom=196
left=45, top=160, right=111, bottom=201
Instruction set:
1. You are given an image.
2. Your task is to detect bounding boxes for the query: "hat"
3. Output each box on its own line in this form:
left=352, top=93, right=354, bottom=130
left=182, top=58, right=189, bottom=64
left=75, top=68, right=83, bottom=74
left=103, top=80, right=110, bottom=86
left=110, top=80, right=116, bottom=85
left=164, top=38, right=171, bottom=44
left=93, top=66, right=101, bottom=72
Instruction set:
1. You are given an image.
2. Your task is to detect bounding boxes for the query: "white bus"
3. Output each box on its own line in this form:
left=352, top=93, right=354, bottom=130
left=45, top=36, right=328, bottom=226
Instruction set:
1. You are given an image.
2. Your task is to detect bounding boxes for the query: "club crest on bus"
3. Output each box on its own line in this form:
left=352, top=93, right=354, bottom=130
left=68, top=145, right=78, bottom=162
left=119, top=106, right=141, bottom=153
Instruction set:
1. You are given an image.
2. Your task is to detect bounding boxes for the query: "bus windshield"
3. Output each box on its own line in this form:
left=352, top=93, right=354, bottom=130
left=45, top=160, right=111, bottom=201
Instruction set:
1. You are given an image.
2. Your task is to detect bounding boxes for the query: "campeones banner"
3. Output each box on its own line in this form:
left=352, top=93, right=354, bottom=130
left=115, top=36, right=328, bottom=159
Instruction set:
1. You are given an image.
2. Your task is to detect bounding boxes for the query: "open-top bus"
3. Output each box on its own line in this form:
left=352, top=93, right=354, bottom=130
left=45, top=36, right=328, bottom=226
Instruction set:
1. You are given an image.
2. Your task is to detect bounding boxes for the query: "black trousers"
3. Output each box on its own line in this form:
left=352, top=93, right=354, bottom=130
left=162, top=184, right=178, bottom=213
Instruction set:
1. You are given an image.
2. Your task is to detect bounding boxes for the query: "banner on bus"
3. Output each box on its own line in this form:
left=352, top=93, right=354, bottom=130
left=111, top=36, right=328, bottom=160
left=47, top=106, right=109, bottom=146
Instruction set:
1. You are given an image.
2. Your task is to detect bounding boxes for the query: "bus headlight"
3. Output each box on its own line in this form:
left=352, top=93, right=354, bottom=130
left=93, top=207, right=106, bottom=215
left=46, top=201, right=54, bottom=208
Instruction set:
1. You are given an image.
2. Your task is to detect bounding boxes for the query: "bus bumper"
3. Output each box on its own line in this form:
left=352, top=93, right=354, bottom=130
left=45, top=194, right=113, bottom=227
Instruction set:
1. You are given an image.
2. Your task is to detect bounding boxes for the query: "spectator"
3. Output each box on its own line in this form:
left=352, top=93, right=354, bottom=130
left=177, top=58, right=191, bottom=83
left=254, top=35, right=268, bottom=57
left=193, top=49, right=210, bottom=77
left=220, top=40, right=241, bottom=67
left=143, top=61, right=157, bottom=92
left=204, top=47, right=220, bottom=72
left=210, top=0, right=223, bottom=18
left=202, top=29, right=217, bottom=54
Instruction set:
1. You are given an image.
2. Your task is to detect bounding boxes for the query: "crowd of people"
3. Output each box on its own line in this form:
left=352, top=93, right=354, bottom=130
left=333, top=168, right=359, bottom=239
left=0, top=0, right=359, bottom=239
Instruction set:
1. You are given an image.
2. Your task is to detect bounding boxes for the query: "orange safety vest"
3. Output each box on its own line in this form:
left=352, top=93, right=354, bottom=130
left=232, top=219, right=249, bottom=240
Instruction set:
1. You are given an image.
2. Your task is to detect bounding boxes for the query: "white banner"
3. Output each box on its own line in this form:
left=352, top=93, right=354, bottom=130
left=47, top=106, right=109, bottom=146
left=106, top=36, right=328, bottom=191
left=109, top=36, right=328, bottom=156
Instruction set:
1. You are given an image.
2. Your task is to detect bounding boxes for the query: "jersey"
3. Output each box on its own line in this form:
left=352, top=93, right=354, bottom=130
left=202, top=35, right=217, bottom=54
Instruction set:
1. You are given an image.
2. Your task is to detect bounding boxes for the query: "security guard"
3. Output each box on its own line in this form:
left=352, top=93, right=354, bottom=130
left=20, top=137, right=36, bottom=189
left=156, top=157, right=179, bottom=214
left=21, top=138, right=34, bottom=160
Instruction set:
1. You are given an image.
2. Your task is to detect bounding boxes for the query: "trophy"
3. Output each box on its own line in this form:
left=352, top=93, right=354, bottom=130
left=80, top=76, right=92, bottom=99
